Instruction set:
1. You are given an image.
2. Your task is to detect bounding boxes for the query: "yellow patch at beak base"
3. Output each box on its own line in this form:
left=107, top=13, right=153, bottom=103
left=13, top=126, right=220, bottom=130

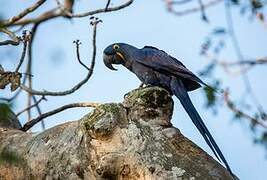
left=116, top=52, right=125, bottom=61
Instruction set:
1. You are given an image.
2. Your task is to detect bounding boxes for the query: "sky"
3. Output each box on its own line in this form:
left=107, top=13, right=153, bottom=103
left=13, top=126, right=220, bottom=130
left=1, top=0, right=267, bottom=179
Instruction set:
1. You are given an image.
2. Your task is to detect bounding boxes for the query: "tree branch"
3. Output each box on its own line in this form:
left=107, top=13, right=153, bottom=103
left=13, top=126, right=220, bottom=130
left=16, top=96, right=46, bottom=117
left=166, top=0, right=223, bottom=16
left=105, top=0, right=112, bottom=11
left=19, top=19, right=101, bottom=96
left=1, top=0, right=47, bottom=26
left=25, top=23, right=39, bottom=123
left=220, top=57, right=267, bottom=66
left=224, top=0, right=265, bottom=116
left=20, top=102, right=100, bottom=131
left=73, top=40, right=90, bottom=71
left=0, top=28, right=21, bottom=46
left=7, top=0, right=134, bottom=27
left=32, top=95, right=45, bottom=130
left=204, top=53, right=267, bottom=75
left=224, top=90, right=267, bottom=129
left=11, top=8, right=61, bottom=27
left=14, top=31, right=30, bottom=72
left=71, top=0, right=134, bottom=18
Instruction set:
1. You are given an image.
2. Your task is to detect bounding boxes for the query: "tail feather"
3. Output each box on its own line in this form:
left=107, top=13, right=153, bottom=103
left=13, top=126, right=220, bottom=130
left=170, top=77, right=233, bottom=176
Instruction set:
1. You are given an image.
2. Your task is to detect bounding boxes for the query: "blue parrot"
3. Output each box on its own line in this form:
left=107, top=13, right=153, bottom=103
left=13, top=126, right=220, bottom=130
left=103, top=43, right=234, bottom=176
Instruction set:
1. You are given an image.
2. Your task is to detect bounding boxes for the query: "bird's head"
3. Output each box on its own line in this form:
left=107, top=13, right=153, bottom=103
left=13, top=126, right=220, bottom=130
left=103, top=43, right=136, bottom=71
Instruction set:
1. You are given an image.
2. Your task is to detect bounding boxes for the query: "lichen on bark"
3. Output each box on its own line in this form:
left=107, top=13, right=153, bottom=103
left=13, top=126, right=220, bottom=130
left=0, top=87, right=236, bottom=180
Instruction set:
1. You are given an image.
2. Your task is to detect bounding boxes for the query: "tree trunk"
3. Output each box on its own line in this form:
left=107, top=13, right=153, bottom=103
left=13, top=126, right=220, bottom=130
left=0, top=87, right=236, bottom=180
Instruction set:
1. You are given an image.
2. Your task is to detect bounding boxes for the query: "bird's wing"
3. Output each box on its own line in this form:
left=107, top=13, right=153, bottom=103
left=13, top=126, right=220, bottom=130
left=138, top=46, right=208, bottom=87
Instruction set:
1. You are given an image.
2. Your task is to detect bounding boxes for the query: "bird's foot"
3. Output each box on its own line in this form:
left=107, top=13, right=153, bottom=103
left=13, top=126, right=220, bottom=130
left=139, top=83, right=145, bottom=88
left=140, top=84, right=153, bottom=89
left=124, top=84, right=154, bottom=99
left=124, top=92, right=130, bottom=99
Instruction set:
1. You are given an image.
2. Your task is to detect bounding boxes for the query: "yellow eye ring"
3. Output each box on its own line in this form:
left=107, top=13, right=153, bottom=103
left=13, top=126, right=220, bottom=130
left=113, top=44, right=120, bottom=50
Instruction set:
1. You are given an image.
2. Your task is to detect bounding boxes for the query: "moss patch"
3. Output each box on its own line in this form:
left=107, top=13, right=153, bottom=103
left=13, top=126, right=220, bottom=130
left=82, top=103, right=122, bottom=131
left=0, top=149, right=26, bottom=166
left=0, top=103, right=12, bottom=122
left=81, top=103, right=127, bottom=139
left=124, top=87, right=172, bottom=108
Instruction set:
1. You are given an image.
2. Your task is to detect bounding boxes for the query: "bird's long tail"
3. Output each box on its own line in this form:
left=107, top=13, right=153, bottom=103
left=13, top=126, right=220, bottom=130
left=170, top=77, right=234, bottom=176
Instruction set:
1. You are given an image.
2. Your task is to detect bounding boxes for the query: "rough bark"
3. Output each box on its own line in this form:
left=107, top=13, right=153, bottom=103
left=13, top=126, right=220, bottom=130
left=0, top=87, right=235, bottom=180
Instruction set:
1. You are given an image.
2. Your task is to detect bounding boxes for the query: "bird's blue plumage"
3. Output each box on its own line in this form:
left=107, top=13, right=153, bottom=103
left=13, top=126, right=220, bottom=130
left=103, top=43, right=235, bottom=178
left=170, top=77, right=233, bottom=175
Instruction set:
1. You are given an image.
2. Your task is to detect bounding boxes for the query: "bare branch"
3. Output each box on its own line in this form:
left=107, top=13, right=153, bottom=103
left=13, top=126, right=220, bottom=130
left=0, top=39, right=20, bottom=46
left=16, top=96, right=46, bottom=117
left=15, top=31, right=30, bottom=72
left=224, top=90, right=267, bottom=129
left=73, top=40, right=90, bottom=71
left=204, top=53, right=267, bottom=75
left=55, top=0, right=74, bottom=17
left=10, top=8, right=61, bottom=27
left=20, top=19, right=101, bottom=96
left=0, top=28, right=21, bottom=46
left=8, top=0, right=134, bottom=27
left=220, top=57, right=267, bottom=66
left=224, top=0, right=265, bottom=116
left=105, top=0, right=112, bottom=11
left=12, top=25, right=26, bottom=33
left=25, top=23, right=39, bottom=122
left=198, top=0, right=208, bottom=21
left=64, top=0, right=75, bottom=13
left=1, top=0, right=47, bottom=26
left=166, top=0, right=192, bottom=5
left=70, top=0, right=134, bottom=18
left=20, top=102, right=100, bottom=131
left=32, top=95, right=45, bottom=130
left=166, top=0, right=222, bottom=16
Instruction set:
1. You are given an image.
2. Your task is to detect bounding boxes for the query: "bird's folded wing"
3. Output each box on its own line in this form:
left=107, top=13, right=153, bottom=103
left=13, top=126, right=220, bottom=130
left=138, top=47, right=207, bottom=86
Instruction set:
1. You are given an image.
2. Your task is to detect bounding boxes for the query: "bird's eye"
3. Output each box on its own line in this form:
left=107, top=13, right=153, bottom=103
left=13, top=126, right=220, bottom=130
left=113, top=44, right=120, bottom=50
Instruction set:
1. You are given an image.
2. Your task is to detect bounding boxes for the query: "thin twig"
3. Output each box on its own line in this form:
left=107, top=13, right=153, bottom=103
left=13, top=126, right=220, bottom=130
left=166, top=0, right=192, bottom=5
left=105, top=0, right=112, bottom=11
left=198, top=0, right=208, bottom=21
left=224, top=90, right=267, bottom=129
left=167, top=0, right=222, bottom=16
left=1, top=0, right=47, bottom=26
left=0, top=28, right=21, bottom=46
left=8, top=0, right=134, bottom=27
left=73, top=40, right=90, bottom=71
left=63, top=0, right=75, bottom=14
left=20, top=102, right=100, bottom=131
left=20, top=19, right=101, bottom=96
left=204, top=53, right=267, bottom=75
left=32, top=95, right=45, bottom=130
left=224, top=0, right=265, bottom=115
left=69, top=0, right=134, bottom=18
left=10, top=8, right=61, bottom=27
left=0, top=39, right=20, bottom=46
left=26, top=23, right=39, bottom=122
left=16, top=96, right=46, bottom=117
left=12, top=25, right=26, bottom=33
left=221, top=57, right=267, bottom=66
left=15, top=31, right=30, bottom=72
left=55, top=0, right=73, bottom=17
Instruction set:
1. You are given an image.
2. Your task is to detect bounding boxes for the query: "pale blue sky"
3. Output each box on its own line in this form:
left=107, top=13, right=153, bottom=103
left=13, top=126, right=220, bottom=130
left=1, top=1, right=267, bottom=179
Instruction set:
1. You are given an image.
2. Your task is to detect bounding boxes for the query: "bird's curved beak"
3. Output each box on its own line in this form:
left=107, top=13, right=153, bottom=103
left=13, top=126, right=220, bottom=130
left=103, top=53, right=118, bottom=71
left=103, top=51, right=126, bottom=71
